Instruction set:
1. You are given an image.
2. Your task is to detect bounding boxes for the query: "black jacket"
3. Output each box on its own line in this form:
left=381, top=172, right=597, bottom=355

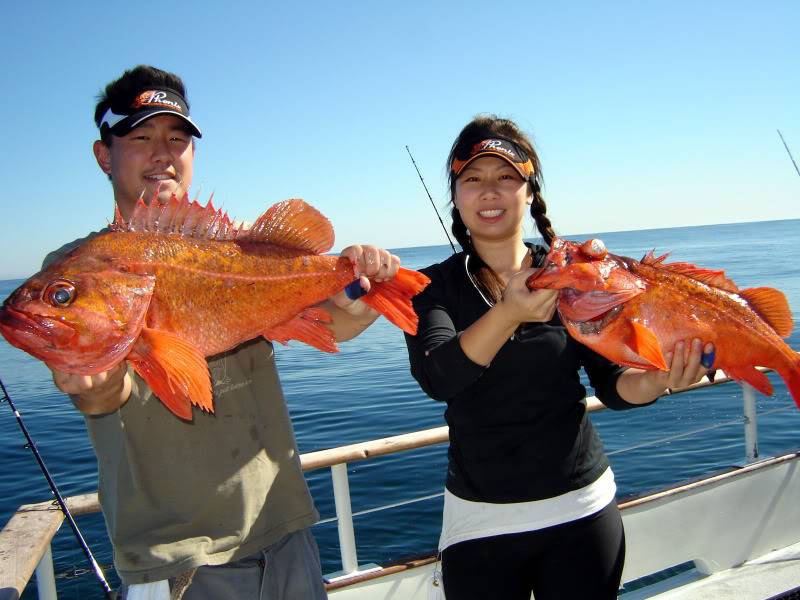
left=405, top=245, right=645, bottom=503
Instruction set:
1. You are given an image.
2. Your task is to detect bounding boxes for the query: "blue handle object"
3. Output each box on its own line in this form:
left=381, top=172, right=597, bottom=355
left=701, top=349, right=715, bottom=369
left=345, top=280, right=367, bottom=300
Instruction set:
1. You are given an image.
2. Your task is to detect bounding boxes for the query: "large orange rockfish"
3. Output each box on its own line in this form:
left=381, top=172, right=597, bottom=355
left=0, top=196, right=430, bottom=420
left=526, top=238, right=800, bottom=407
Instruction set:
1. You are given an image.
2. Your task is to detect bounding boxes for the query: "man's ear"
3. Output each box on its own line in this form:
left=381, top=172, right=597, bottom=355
left=93, top=140, right=112, bottom=175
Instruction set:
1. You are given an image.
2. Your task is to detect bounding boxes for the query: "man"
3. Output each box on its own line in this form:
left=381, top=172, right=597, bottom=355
left=47, top=65, right=399, bottom=599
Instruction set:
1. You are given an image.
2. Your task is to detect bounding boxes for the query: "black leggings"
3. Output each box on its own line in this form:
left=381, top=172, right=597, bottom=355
left=441, top=502, right=625, bottom=600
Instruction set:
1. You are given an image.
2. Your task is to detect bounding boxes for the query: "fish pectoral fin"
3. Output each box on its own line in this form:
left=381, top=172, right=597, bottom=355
left=626, top=322, right=668, bottom=371
left=242, top=199, right=334, bottom=255
left=740, top=287, right=793, bottom=338
left=263, top=307, right=339, bottom=353
left=127, top=328, right=213, bottom=420
left=723, top=365, right=773, bottom=397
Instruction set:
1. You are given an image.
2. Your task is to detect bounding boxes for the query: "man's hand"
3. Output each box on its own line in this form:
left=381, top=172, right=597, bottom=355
left=324, top=244, right=401, bottom=340
left=329, top=244, right=401, bottom=311
left=51, top=363, right=132, bottom=415
left=336, top=244, right=400, bottom=302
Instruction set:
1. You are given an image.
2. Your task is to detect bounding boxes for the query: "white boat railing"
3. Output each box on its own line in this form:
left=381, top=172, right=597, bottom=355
left=743, top=383, right=759, bottom=460
left=0, top=369, right=779, bottom=599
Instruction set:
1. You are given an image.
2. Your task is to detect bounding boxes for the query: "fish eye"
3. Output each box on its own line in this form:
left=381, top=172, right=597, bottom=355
left=580, top=239, right=608, bottom=259
left=44, top=281, right=76, bottom=307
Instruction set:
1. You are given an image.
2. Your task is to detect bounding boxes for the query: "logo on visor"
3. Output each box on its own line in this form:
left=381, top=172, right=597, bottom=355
left=132, top=90, right=184, bottom=112
left=471, top=139, right=520, bottom=162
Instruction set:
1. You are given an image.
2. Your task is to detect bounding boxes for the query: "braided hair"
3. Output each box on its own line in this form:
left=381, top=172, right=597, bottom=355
left=447, top=115, right=555, bottom=303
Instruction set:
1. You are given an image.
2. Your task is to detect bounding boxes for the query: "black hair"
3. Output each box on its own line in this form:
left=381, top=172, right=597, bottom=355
left=94, top=65, right=190, bottom=146
left=446, top=114, right=555, bottom=303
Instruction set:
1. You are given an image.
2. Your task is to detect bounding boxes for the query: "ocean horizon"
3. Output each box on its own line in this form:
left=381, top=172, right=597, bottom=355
left=401, top=216, right=800, bottom=260
left=2, top=217, right=798, bottom=282
left=1, top=218, right=798, bottom=598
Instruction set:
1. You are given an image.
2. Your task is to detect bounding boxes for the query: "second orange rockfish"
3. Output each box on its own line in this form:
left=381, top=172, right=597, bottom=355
left=0, top=197, right=430, bottom=420
left=526, top=238, right=800, bottom=407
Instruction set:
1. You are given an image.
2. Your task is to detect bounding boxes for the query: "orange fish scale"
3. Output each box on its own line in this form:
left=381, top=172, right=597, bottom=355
left=569, top=259, right=796, bottom=376
left=73, top=232, right=354, bottom=357
left=0, top=196, right=431, bottom=420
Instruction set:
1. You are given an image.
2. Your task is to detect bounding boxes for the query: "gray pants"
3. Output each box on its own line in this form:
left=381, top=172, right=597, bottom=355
left=122, top=529, right=328, bottom=600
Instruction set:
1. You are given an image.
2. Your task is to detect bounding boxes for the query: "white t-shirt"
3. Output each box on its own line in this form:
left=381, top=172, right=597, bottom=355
left=439, top=467, right=617, bottom=551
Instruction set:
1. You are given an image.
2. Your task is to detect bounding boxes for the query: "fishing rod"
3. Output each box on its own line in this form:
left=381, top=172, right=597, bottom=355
left=0, top=376, right=115, bottom=599
left=777, top=129, right=800, bottom=178
left=405, top=145, right=457, bottom=254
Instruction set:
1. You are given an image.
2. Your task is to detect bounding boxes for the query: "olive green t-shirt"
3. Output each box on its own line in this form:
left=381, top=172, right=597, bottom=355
left=44, top=234, right=318, bottom=585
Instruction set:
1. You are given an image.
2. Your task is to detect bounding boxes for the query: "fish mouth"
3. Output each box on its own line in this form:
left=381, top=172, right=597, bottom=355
left=0, top=306, right=75, bottom=352
left=528, top=263, right=606, bottom=292
left=557, top=288, right=627, bottom=332
left=571, top=304, right=624, bottom=335
left=0, top=306, right=43, bottom=339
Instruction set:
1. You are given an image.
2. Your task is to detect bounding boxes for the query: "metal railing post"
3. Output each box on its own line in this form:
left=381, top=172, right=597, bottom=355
left=34, top=544, right=57, bottom=600
left=742, top=383, right=758, bottom=462
left=330, top=463, right=358, bottom=574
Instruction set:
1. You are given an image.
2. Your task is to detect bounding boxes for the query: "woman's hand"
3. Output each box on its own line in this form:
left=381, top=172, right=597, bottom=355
left=658, top=339, right=714, bottom=390
left=495, top=269, right=559, bottom=327
left=457, top=269, right=558, bottom=367
left=618, top=339, right=714, bottom=404
left=50, top=363, right=131, bottom=415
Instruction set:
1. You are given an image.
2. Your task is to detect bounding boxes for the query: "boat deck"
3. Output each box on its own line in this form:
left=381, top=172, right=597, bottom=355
left=623, top=542, right=800, bottom=599
left=326, top=449, right=800, bottom=599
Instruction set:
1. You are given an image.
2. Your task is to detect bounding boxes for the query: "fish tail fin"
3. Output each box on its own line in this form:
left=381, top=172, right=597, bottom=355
left=359, top=268, right=430, bottom=335
left=777, top=352, right=800, bottom=409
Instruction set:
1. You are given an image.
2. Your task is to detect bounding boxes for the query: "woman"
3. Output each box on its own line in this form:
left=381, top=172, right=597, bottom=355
left=405, top=115, right=713, bottom=599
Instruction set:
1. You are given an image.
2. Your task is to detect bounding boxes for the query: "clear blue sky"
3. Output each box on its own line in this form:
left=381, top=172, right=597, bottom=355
left=1, top=1, right=797, bottom=279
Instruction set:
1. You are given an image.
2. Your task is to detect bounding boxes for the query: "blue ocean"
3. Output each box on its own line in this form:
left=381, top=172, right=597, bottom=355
left=1, top=219, right=799, bottom=598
